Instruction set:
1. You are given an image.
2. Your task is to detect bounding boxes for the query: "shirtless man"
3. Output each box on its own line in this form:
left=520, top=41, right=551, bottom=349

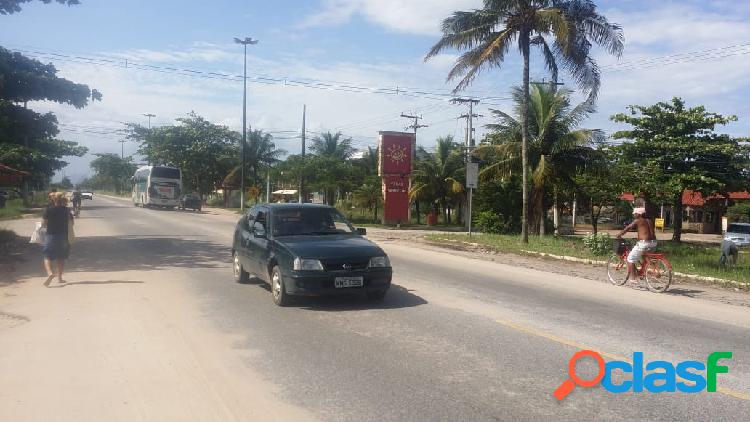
left=616, top=207, right=657, bottom=280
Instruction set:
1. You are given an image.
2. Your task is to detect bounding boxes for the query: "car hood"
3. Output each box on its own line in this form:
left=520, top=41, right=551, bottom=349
left=275, top=234, right=385, bottom=258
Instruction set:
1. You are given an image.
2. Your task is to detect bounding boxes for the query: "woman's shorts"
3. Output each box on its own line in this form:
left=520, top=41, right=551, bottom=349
left=43, top=234, right=70, bottom=260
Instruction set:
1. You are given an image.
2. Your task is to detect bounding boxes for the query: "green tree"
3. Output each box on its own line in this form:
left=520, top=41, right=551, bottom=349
left=353, top=176, right=382, bottom=221
left=479, top=83, right=602, bottom=234
left=128, top=113, right=241, bottom=196
left=572, top=147, right=623, bottom=234
left=1, top=0, right=79, bottom=15
left=244, top=129, right=285, bottom=188
left=89, top=153, right=137, bottom=194
left=309, top=131, right=355, bottom=160
left=410, top=136, right=464, bottom=224
left=426, top=0, right=624, bottom=242
left=0, top=47, right=97, bottom=196
left=612, top=97, right=750, bottom=242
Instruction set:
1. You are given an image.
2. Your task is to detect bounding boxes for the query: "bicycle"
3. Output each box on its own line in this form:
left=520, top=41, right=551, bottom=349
left=607, top=239, right=673, bottom=293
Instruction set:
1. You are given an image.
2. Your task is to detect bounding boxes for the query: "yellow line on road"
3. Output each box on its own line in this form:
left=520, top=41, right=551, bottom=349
left=494, top=318, right=750, bottom=402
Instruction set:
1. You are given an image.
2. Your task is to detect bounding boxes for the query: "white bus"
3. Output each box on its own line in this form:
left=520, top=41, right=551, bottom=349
left=132, top=165, right=182, bottom=208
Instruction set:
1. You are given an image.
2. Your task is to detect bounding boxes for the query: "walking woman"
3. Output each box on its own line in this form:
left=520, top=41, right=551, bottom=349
left=42, top=192, right=73, bottom=286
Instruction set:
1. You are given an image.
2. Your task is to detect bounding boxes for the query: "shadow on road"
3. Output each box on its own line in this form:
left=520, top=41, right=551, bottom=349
left=4, top=235, right=229, bottom=284
left=46, top=280, right=145, bottom=288
left=280, top=284, right=428, bottom=311
left=67, top=235, right=229, bottom=273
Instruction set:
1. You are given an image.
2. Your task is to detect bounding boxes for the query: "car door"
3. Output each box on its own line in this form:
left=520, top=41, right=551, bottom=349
left=238, top=207, right=258, bottom=272
left=247, top=207, right=271, bottom=279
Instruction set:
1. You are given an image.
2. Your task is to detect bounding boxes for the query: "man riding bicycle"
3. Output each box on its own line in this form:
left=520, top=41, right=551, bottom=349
left=71, top=189, right=82, bottom=216
left=616, top=207, right=656, bottom=280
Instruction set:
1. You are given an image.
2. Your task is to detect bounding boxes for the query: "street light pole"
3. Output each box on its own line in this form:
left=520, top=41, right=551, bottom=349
left=234, top=36, right=258, bottom=212
left=143, top=113, right=155, bottom=130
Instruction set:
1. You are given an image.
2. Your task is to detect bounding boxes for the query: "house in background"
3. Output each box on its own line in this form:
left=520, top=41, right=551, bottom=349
left=619, top=190, right=750, bottom=234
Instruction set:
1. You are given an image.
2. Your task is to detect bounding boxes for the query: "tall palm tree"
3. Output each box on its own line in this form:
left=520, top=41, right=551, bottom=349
left=410, top=136, right=464, bottom=224
left=426, top=0, right=623, bottom=242
left=225, top=129, right=284, bottom=191
left=479, top=83, right=602, bottom=234
left=309, top=131, right=355, bottom=160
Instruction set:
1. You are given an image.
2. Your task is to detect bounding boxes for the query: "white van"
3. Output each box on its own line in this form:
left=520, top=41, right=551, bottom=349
left=725, top=223, right=750, bottom=247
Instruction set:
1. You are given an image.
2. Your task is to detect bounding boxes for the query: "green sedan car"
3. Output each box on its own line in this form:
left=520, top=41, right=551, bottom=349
left=232, top=204, right=392, bottom=306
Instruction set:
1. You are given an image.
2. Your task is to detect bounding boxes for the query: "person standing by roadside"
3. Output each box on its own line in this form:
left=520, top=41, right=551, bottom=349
left=42, top=192, right=73, bottom=286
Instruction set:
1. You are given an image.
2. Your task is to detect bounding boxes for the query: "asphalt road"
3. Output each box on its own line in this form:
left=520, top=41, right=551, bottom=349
left=4, top=196, right=750, bottom=421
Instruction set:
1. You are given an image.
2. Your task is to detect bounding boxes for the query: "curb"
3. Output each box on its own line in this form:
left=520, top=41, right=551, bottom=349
left=429, top=237, right=750, bottom=291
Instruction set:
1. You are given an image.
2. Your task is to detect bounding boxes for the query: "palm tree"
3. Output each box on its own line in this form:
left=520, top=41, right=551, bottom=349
left=310, top=131, right=355, bottom=160
left=410, top=136, right=464, bottom=224
left=479, top=83, right=602, bottom=234
left=224, top=129, right=284, bottom=193
left=426, top=0, right=623, bottom=242
left=354, top=176, right=382, bottom=221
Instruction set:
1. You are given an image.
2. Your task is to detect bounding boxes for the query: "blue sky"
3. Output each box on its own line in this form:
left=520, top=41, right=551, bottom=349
left=2, top=0, right=750, bottom=182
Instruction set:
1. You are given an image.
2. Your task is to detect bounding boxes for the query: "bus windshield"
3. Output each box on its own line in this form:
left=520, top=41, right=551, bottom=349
left=151, top=166, right=180, bottom=179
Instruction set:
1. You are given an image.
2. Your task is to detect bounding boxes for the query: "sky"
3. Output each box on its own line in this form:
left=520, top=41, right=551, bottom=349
left=2, top=0, right=750, bottom=183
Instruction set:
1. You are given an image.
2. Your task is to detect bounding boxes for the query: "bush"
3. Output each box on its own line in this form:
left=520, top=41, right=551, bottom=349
left=727, top=203, right=750, bottom=223
left=582, top=232, right=612, bottom=255
left=475, top=211, right=511, bottom=234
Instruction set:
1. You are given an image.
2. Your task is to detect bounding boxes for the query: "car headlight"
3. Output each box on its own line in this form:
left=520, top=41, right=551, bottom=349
left=293, top=258, right=324, bottom=271
left=368, top=256, right=390, bottom=268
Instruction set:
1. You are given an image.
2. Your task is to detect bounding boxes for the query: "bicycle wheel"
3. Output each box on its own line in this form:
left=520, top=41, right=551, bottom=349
left=607, top=255, right=629, bottom=286
left=645, top=258, right=672, bottom=293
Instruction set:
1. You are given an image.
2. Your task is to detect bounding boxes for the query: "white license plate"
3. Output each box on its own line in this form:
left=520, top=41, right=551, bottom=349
left=334, top=276, right=364, bottom=288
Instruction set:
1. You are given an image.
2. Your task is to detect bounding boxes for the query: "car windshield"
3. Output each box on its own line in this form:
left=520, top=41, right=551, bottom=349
left=272, top=208, right=355, bottom=236
left=727, top=224, right=750, bottom=234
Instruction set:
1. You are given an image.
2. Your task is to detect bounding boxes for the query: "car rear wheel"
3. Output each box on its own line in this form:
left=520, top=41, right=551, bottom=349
left=271, top=265, right=290, bottom=306
left=233, top=252, right=249, bottom=283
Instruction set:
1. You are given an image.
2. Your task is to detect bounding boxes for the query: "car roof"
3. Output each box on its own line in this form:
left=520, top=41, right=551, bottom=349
left=263, top=203, right=332, bottom=209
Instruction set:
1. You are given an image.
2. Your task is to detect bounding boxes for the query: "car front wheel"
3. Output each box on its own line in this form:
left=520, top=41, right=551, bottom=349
left=233, top=252, right=249, bottom=283
left=271, top=265, right=290, bottom=306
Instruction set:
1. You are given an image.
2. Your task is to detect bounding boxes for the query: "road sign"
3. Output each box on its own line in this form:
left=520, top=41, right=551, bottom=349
left=466, top=162, right=478, bottom=189
left=655, top=218, right=665, bottom=231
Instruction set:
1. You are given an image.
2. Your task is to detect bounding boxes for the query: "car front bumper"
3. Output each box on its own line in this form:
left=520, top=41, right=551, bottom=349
left=284, top=268, right=392, bottom=296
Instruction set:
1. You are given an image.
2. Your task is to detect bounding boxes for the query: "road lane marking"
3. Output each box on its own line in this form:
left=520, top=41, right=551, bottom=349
left=494, top=318, right=750, bottom=402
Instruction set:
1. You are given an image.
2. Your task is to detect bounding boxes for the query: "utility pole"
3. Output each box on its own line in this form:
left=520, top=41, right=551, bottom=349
left=299, top=104, right=306, bottom=204
left=452, top=98, right=481, bottom=235
left=235, top=36, right=259, bottom=211
left=400, top=113, right=428, bottom=134
left=400, top=113, right=427, bottom=225
left=117, top=139, right=127, bottom=159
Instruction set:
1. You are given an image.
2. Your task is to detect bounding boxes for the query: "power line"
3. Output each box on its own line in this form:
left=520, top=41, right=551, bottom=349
left=9, top=46, right=505, bottom=103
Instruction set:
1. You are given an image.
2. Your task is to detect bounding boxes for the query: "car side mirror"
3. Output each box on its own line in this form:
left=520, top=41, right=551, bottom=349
left=356, top=227, right=367, bottom=236
left=254, top=228, right=267, bottom=239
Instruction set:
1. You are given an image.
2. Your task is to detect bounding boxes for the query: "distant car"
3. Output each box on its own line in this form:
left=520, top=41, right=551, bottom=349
left=725, top=223, right=750, bottom=247
left=178, top=194, right=202, bottom=211
left=232, top=204, right=392, bottom=306
left=81, top=192, right=93, bottom=200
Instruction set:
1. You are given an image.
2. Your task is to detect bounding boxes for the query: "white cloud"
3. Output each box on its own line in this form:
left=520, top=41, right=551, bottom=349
left=299, top=0, right=482, bottom=35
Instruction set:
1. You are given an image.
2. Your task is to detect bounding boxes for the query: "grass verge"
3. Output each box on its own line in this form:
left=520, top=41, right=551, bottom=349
left=0, top=197, right=46, bottom=220
left=424, top=233, right=750, bottom=284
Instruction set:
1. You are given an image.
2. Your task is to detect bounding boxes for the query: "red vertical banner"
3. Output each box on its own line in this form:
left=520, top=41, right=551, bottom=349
left=382, top=176, right=409, bottom=223
left=378, top=132, right=415, bottom=224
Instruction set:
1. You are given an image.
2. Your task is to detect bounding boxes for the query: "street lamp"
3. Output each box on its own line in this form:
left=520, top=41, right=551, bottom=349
left=142, top=113, right=156, bottom=129
left=234, top=36, right=259, bottom=211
